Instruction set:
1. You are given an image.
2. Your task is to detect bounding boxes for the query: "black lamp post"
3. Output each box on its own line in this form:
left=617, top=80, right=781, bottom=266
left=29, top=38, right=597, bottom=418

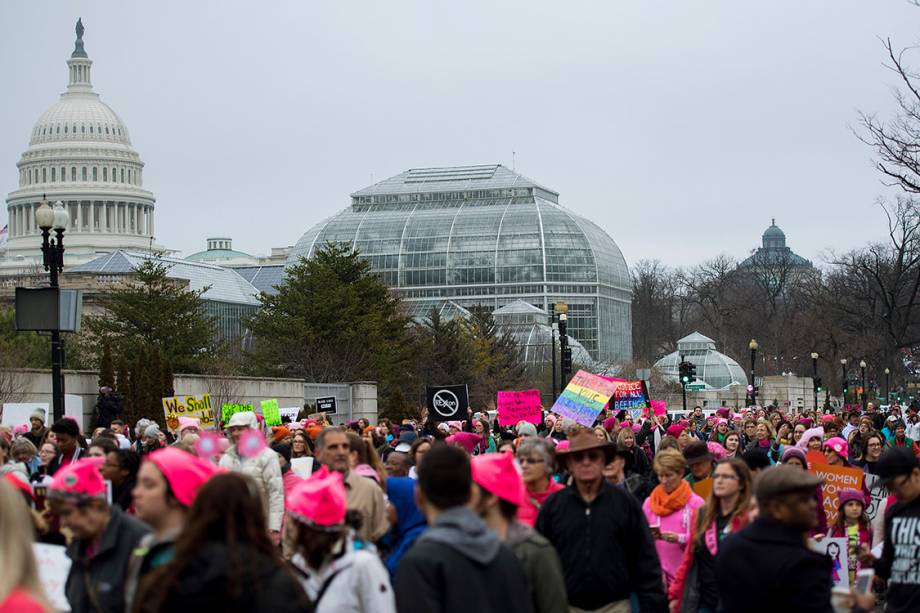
left=840, top=358, right=848, bottom=405
left=549, top=303, right=557, bottom=400
left=885, top=367, right=891, bottom=403
left=749, top=339, right=759, bottom=406
left=811, top=352, right=819, bottom=411
left=860, top=360, right=867, bottom=412
left=556, top=303, right=571, bottom=386
left=36, top=199, right=71, bottom=422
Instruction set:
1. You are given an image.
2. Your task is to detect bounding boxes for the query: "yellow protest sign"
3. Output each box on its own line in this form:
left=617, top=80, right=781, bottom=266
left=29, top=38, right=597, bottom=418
left=162, top=394, right=215, bottom=431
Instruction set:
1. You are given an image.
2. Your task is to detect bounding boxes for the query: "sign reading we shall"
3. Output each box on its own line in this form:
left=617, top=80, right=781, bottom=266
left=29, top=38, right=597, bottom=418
left=497, top=389, right=542, bottom=425
left=162, top=394, right=214, bottom=431
left=551, top=370, right=618, bottom=427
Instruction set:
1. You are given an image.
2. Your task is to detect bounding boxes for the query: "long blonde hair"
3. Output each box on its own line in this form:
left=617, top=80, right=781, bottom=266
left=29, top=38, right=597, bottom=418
left=0, top=479, right=52, bottom=611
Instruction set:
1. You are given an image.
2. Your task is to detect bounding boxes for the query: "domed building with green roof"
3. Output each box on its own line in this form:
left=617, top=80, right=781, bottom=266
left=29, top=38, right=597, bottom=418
left=739, top=219, right=812, bottom=269
left=185, top=237, right=259, bottom=267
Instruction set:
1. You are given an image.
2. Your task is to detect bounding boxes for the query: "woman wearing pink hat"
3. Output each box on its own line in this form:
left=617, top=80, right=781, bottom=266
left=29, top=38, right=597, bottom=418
left=133, top=473, right=310, bottom=613
left=0, top=478, right=53, bottom=613
left=124, top=448, right=220, bottom=608
left=471, top=452, right=567, bottom=613
left=286, top=467, right=395, bottom=612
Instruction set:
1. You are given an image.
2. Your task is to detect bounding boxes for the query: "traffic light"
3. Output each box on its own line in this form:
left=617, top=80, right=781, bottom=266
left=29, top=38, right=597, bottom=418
left=814, top=377, right=823, bottom=393
left=679, top=361, right=690, bottom=385
left=687, top=362, right=697, bottom=384
left=843, top=381, right=849, bottom=396
left=561, top=346, right=572, bottom=375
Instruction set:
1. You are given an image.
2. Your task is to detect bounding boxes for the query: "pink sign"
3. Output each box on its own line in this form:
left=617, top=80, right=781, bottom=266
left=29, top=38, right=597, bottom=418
left=650, top=400, right=667, bottom=416
left=497, top=389, right=543, bottom=425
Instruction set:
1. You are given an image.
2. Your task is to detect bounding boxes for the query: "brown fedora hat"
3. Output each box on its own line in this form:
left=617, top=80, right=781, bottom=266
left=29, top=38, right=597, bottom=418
left=557, top=429, right=617, bottom=464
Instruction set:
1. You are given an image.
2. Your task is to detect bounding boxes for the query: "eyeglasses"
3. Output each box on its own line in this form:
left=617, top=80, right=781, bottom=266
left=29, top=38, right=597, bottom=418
left=518, top=457, right=543, bottom=465
left=570, top=450, right=603, bottom=463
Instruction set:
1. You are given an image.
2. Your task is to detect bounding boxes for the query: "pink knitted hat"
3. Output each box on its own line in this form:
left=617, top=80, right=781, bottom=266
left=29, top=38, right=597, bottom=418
left=823, top=436, right=849, bottom=461
left=471, top=451, right=524, bottom=506
left=796, top=426, right=825, bottom=449
left=446, top=431, right=481, bottom=454
left=285, top=465, right=346, bottom=527
left=48, top=458, right=106, bottom=500
left=838, top=488, right=866, bottom=508
left=707, top=441, right=728, bottom=460
left=666, top=424, right=685, bottom=438
left=147, top=448, right=221, bottom=507
left=178, top=417, right=200, bottom=433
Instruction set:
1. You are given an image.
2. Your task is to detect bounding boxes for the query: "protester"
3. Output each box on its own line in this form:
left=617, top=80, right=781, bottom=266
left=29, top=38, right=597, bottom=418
left=0, top=479, right=53, bottom=612
left=133, top=473, right=310, bottom=613
left=284, top=466, right=394, bottom=612
left=315, top=427, right=388, bottom=543
left=683, top=440, right=714, bottom=486
left=643, top=448, right=705, bottom=591
left=22, top=408, right=47, bottom=449
left=470, top=451, right=567, bottom=613
left=101, top=449, right=140, bottom=512
left=382, top=476, right=427, bottom=579
left=219, top=411, right=284, bottom=544
left=47, top=418, right=85, bottom=475
left=47, top=458, right=150, bottom=613
left=873, top=447, right=920, bottom=612
left=537, top=428, right=666, bottom=612
left=828, top=488, right=872, bottom=587
left=31, top=440, right=58, bottom=483
left=395, top=443, right=533, bottom=613
left=859, top=432, right=885, bottom=475
left=668, top=458, right=751, bottom=612
left=515, top=437, right=564, bottom=527
left=384, top=449, right=410, bottom=477
left=605, top=443, right=648, bottom=499
left=0, top=436, right=29, bottom=484
left=716, top=465, right=832, bottom=612
left=291, top=431, right=313, bottom=458
left=616, top=426, right=652, bottom=476
left=125, top=447, right=219, bottom=608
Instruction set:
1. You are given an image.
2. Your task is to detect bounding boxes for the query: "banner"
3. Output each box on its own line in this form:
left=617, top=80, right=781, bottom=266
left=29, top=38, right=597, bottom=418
left=261, top=399, right=281, bottom=427
left=316, top=396, right=337, bottom=413
left=426, top=385, right=470, bottom=422
left=221, top=402, right=254, bottom=423
left=650, top=400, right=667, bottom=417
left=1, top=403, right=47, bottom=427
left=162, top=394, right=215, bottom=432
left=497, top=389, right=542, bottom=425
left=864, top=473, right=889, bottom=523
left=611, top=380, right=650, bottom=412
left=809, top=463, right=864, bottom=525
left=33, top=543, right=71, bottom=611
left=279, top=407, right=301, bottom=423
left=551, top=370, right=619, bottom=427
left=809, top=537, right=850, bottom=589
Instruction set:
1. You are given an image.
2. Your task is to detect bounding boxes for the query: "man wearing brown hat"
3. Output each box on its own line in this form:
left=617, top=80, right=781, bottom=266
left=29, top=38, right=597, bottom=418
left=682, top=440, right=713, bottom=487
left=715, top=465, right=832, bottom=612
left=536, top=428, right=666, bottom=612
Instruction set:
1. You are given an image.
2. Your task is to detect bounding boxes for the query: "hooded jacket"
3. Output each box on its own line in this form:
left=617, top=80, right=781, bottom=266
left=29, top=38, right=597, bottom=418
left=395, top=507, right=533, bottom=613
left=505, top=520, right=568, bottom=613
left=383, top=477, right=427, bottom=578
left=218, top=444, right=284, bottom=531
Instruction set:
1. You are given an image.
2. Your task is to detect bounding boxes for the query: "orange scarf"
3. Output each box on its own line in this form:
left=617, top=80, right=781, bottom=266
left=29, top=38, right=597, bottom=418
left=649, top=480, right=692, bottom=516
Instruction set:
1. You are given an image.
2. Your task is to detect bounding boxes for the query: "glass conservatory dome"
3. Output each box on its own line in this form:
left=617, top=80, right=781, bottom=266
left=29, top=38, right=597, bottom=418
left=654, top=332, right=748, bottom=390
left=287, top=165, right=632, bottom=363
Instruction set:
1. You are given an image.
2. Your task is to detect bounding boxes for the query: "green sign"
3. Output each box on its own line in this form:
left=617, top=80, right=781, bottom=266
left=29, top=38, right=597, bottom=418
left=221, top=402, right=253, bottom=423
left=261, top=399, right=281, bottom=426
left=687, top=383, right=706, bottom=391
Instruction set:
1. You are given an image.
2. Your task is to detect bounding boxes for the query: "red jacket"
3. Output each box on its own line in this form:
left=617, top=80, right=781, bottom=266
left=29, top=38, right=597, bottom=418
left=668, top=507, right=750, bottom=611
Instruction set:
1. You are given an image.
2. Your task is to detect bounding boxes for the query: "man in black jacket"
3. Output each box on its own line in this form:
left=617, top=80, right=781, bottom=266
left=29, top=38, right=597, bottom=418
left=536, top=428, right=666, bottom=612
left=716, top=465, right=832, bottom=613
left=48, top=457, right=150, bottom=613
left=395, top=443, right=533, bottom=613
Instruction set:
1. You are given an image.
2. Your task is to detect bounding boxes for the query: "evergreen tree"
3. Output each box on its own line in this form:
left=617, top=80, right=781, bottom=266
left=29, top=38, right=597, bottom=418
left=98, top=342, right=115, bottom=389
left=84, top=257, right=217, bottom=373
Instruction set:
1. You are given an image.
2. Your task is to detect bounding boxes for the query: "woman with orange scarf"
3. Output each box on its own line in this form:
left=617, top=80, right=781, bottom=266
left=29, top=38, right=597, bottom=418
left=641, top=448, right=705, bottom=590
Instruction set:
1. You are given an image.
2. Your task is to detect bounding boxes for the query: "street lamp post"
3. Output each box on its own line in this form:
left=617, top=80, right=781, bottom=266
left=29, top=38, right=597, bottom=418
left=860, top=360, right=867, bottom=412
left=749, top=339, right=759, bottom=407
left=36, top=199, right=71, bottom=422
left=554, top=303, right=570, bottom=388
left=811, top=352, right=819, bottom=411
left=549, top=303, right=557, bottom=400
left=840, top=358, right=848, bottom=406
left=885, top=367, right=891, bottom=403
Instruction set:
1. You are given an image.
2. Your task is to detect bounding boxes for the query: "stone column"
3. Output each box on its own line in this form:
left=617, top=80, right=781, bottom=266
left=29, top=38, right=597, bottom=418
left=148, top=205, right=154, bottom=237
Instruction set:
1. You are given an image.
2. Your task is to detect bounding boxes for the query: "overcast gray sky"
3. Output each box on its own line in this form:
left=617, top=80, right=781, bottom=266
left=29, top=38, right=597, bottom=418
left=2, top=1, right=919, bottom=268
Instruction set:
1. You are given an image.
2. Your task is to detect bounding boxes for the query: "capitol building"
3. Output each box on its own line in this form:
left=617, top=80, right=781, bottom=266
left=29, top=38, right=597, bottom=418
left=2, top=20, right=162, bottom=269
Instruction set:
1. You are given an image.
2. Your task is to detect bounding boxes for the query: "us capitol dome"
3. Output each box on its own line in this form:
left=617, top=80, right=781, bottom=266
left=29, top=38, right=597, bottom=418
left=288, top=164, right=633, bottom=363
left=3, top=19, right=162, bottom=268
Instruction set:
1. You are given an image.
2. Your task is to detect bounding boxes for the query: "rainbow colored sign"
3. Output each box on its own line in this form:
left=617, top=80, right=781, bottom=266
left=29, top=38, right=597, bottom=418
left=551, top=370, right=619, bottom=427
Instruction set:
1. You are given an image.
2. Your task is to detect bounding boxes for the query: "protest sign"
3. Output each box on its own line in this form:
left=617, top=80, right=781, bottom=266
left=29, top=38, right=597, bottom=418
left=1, top=402, right=47, bottom=427
left=805, top=450, right=826, bottom=469
left=610, top=380, right=650, bottom=412
left=33, top=543, right=71, bottom=611
left=221, top=402, right=254, bottom=423
left=426, top=385, right=470, bottom=422
left=291, top=457, right=314, bottom=477
left=261, top=399, right=281, bottom=426
left=864, top=473, right=889, bottom=523
left=316, top=396, right=337, bottom=413
left=809, top=537, right=850, bottom=589
left=279, top=407, right=300, bottom=423
left=650, top=400, right=667, bottom=417
left=692, top=477, right=713, bottom=499
left=551, top=370, right=619, bottom=427
left=497, top=389, right=542, bottom=425
left=809, top=463, right=864, bottom=525
left=162, top=394, right=214, bottom=432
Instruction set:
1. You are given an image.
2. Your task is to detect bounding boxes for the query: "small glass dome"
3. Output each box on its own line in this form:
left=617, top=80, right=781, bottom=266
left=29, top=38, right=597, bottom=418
left=654, top=332, right=748, bottom=390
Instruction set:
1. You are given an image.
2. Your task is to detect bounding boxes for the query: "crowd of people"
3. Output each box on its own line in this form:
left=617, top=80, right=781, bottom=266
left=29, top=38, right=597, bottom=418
left=2, top=397, right=920, bottom=612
